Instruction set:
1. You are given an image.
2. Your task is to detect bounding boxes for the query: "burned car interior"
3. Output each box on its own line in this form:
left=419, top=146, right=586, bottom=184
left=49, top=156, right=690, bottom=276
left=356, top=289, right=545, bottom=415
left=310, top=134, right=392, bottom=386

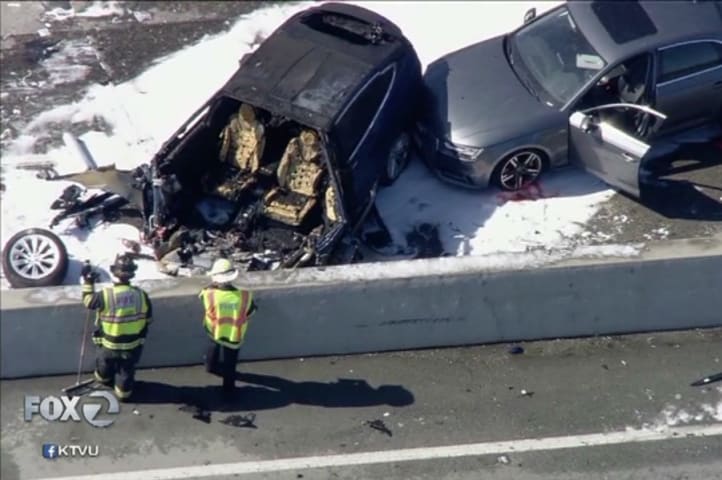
left=33, top=2, right=423, bottom=281
left=142, top=98, right=346, bottom=272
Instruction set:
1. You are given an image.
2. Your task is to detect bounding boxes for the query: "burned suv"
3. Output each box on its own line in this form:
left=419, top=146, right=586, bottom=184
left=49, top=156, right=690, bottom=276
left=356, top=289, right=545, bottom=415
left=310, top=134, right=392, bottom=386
left=44, top=3, right=422, bottom=277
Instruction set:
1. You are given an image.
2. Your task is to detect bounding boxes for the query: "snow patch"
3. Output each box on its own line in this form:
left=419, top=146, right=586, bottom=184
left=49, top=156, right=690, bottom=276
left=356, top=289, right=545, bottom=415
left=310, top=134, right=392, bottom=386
left=42, top=1, right=125, bottom=23
left=377, top=162, right=614, bottom=257
left=75, top=1, right=125, bottom=18
left=637, top=388, right=722, bottom=432
left=40, top=39, right=99, bottom=86
left=42, top=7, right=76, bottom=23
left=131, top=10, right=153, bottom=23
left=24, top=102, right=101, bottom=134
left=263, top=242, right=644, bottom=287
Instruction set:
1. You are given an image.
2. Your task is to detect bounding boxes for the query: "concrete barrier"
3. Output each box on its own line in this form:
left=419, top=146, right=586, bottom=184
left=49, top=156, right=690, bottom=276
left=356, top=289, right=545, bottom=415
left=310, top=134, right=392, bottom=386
left=2, top=236, right=721, bottom=378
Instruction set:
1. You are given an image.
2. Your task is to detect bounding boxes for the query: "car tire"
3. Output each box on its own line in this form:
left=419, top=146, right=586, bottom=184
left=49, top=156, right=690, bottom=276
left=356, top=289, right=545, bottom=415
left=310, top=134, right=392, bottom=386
left=492, top=149, right=546, bottom=191
left=380, top=132, right=411, bottom=186
left=2, top=228, right=69, bottom=288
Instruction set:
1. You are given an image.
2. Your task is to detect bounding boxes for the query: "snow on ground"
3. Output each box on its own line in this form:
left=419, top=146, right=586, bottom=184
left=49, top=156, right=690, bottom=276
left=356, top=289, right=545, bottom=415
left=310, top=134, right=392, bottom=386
left=634, top=386, right=722, bottom=432
left=42, top=1, right=125, bottom=23
left=1, top=0, right=620, bottom=289
left=40, top=39, right=100, bottom=86
left=377, top=160, right=613, bottom=256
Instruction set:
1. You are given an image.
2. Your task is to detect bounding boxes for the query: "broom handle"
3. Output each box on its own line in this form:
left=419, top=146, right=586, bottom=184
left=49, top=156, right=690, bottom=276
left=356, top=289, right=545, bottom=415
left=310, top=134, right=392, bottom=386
left=76, top=310, right=92, bottom=385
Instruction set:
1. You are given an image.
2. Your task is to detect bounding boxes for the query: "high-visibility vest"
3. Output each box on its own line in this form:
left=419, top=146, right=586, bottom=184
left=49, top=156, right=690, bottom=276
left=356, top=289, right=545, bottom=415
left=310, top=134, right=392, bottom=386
left=200, top=288, right=253, bottom=349
left=95, top=285, right=149, bottom=350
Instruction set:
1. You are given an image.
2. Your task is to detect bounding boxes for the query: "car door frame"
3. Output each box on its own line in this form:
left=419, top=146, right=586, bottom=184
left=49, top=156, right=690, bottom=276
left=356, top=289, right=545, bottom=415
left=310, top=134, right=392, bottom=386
left=568, top=103, right=667, bottom=197
left=653, top=38, right=722, bottom=134
left=331, top=63, right=397, bottom=218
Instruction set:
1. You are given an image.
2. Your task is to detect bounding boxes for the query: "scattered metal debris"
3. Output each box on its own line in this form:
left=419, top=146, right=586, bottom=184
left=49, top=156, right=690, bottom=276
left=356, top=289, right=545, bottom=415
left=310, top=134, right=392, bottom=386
left=691, top=372, right=722, bottom=387
left=179, top=404, right=211, bottom=424
left=405, top=223, right=444, bottom=258
left=365, top=419, right=393, bottom=437
left=508, top=345, right=524, bottom=355
left=220, top=413, right=258, bottom=429
left=520, top=389, right=534, bottom=397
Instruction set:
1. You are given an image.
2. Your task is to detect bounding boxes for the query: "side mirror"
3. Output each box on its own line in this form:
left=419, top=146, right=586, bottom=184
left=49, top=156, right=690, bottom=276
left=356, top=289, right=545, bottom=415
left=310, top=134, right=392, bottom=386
left=580, top=115, right=593, bottom=133
left=570, top=112, right=596, bottom=133
left=524, top=8, right=537, bottom=24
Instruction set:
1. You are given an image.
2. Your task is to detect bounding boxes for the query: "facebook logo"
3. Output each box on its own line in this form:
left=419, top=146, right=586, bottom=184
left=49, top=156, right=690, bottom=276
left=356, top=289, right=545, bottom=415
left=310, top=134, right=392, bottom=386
left=42, top=444, right=58, bottom=459
left=40, top=442, right=99, bottom=459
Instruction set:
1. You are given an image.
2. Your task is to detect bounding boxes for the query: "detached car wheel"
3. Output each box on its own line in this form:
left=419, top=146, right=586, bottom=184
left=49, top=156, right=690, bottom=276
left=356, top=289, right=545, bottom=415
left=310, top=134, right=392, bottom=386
left=2, top=228, right=68, bottom=288
left=493, top=149, right=545, bottom=191
left=381, top=132, right=411, bottom=186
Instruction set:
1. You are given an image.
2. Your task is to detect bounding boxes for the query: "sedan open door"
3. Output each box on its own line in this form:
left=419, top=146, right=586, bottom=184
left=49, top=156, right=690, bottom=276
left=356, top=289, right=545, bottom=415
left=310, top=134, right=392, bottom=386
left=569, top=103, right=666, bottom=197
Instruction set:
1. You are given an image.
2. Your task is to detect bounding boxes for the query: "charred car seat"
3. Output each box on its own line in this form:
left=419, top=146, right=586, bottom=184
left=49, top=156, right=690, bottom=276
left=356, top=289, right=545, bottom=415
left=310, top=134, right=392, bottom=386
left=262, top=130, right=325, bottom=227
left=214, top=104, right=266, bottom=200
left=324, top=185, right=339, bottom=223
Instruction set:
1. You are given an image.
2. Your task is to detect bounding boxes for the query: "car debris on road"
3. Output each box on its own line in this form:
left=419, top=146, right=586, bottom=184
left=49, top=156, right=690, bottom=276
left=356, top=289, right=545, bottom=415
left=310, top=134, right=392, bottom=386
left=365, top=419, right=393, bottom=436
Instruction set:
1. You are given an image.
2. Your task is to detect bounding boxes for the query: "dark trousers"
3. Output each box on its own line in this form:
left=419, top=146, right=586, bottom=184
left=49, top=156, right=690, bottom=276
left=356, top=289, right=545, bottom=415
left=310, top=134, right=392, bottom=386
left=204, top=338, right=240, bottom=392
left=94, top=346, right=142, bottom=401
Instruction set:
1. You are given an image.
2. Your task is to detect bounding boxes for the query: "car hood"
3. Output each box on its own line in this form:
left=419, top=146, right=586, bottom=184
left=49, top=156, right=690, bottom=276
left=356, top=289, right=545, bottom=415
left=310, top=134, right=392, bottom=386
left=422, top=35, right=556, bottom=146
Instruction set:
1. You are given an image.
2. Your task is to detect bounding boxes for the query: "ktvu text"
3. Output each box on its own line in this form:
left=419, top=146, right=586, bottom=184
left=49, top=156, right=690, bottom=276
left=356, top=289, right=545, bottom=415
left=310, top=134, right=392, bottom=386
left=43, top=443, right=100, bottom=459
left=25, top=391, right=120, bottom=428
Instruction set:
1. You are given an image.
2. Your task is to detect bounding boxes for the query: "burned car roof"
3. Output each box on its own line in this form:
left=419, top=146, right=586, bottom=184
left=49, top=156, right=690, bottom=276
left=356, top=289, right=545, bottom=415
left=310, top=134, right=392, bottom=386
left=222, top=2, right=414, bottom=130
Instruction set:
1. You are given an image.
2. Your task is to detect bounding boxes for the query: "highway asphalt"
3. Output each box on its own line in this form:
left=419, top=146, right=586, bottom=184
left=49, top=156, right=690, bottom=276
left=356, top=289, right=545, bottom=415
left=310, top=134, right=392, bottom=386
left=2, top=329, right=721, bottom=479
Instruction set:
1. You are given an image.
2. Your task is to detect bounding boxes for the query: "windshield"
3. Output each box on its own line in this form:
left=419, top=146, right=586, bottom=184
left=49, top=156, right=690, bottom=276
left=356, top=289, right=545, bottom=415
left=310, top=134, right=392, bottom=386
left=510, top=7, right=607, bottom=106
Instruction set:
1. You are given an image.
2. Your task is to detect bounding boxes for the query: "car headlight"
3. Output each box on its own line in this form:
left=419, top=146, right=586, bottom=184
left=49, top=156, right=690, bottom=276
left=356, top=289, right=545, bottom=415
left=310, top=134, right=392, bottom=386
left=440, top=140, right=484, bottom=161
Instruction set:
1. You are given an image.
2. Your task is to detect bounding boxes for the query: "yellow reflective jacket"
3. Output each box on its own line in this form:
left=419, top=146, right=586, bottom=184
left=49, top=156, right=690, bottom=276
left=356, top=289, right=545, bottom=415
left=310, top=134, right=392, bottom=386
left=199, top=286, right=255, bottom=349
left=84, top=284, right=151, bottom=350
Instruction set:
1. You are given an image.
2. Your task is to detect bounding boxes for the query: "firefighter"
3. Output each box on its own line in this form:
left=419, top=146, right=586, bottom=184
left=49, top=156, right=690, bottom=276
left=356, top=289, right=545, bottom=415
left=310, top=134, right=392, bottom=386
left=199, top=258, right=257, bottom=395
left=81, top=254, right=152, bottom=402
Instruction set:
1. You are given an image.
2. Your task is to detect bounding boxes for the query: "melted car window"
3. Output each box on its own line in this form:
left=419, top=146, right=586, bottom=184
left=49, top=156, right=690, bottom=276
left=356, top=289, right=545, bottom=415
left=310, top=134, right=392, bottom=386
left=301, top=12, right=392, bottom=45
left=294, top=59, right=366, bottom=117
left=591, top=0, right=657, bottom=45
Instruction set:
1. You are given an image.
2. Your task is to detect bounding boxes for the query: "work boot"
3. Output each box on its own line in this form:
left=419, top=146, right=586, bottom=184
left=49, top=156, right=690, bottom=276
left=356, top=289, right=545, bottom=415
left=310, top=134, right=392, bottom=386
left=93, top=370, right=113, bottom=387
left=114, top=385, right=133, bottom=403
left=222, top=377, right=236, bottom=399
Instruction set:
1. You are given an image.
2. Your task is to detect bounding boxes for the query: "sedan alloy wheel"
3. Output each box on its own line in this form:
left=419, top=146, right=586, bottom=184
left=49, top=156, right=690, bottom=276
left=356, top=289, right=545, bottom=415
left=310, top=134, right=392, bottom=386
left=497, top=150, right=544, bottom=191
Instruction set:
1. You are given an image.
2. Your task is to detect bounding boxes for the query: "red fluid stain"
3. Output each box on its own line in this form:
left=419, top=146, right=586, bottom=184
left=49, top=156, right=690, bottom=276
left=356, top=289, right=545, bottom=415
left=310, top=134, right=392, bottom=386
left=496, top=181, right=558, bottom=205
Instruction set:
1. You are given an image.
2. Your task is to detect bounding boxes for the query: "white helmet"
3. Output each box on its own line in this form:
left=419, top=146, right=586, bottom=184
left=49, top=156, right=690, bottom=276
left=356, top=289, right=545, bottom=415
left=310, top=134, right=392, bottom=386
left=208, top=258, right=238, bottom=284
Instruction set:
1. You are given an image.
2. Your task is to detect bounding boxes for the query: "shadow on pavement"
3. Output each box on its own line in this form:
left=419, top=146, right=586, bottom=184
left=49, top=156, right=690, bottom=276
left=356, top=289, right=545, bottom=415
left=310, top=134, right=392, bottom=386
left=639, top=141, right=722, bottom=221
left=131, top=374, right=414, bottom=414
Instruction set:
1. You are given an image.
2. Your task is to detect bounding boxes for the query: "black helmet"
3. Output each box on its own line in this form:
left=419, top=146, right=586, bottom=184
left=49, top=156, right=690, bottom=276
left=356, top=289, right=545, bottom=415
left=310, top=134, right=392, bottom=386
left=110, top=253, right=137, bottom=280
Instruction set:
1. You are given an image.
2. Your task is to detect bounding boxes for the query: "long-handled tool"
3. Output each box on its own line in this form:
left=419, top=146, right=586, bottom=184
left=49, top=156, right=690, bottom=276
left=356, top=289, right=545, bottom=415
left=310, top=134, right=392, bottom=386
left=691, top=372, right=722, bottom=387
left=62, top=309, right=96, bottom=395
